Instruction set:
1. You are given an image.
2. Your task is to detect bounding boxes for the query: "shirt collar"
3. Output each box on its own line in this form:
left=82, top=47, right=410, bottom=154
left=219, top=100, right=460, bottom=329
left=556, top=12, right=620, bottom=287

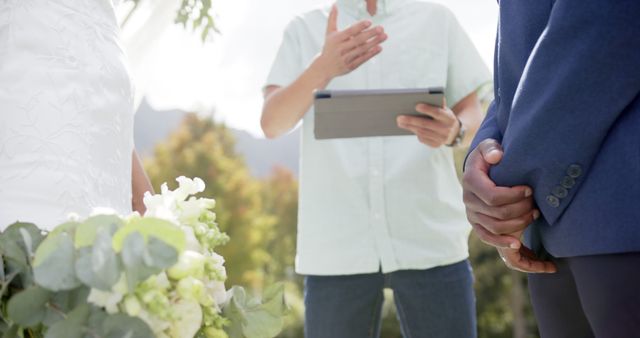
left=336, top=0, right=399, bottom=19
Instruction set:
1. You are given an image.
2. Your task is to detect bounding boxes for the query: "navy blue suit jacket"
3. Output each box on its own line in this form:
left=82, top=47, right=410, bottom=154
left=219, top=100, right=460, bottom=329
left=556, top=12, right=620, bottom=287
left=470, top=0, right=640, bottom=257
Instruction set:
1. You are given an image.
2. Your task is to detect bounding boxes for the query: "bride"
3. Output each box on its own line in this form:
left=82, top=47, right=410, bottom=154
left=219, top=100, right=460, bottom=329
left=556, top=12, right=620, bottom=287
left=0, top=0, right=153, bottom=230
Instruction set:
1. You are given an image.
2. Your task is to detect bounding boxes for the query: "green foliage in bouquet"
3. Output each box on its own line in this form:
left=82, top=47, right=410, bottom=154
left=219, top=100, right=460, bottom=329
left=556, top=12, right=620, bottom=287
left=0, top=221, right=153, bottom=338
left=0, top=177, right=286, bottom=338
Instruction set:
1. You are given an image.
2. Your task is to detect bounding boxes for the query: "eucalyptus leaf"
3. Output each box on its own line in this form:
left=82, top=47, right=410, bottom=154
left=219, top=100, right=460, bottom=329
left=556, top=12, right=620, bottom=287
left=223, top=283, right=287, bottom=338
left=0, top=241, right=29, bottom=288
left=86, top=307, right=108, bottom=333
left=74, top=248, right=95, bottom=289
left=146, top=236, right=179, bottom=269
left=112, top=218, right=185, bottom=253
left=100, top=314, right=155, bottom=338
left=43, top=287, right=90, bottom=326
left=0, top=253, right=5, bottom=282
left=75, top=228, right=121, bottom=290
left=1, top=324, right=19, bottom=338
left=48, top=221, right=81, bottom=236
left=7, top=285, right=51, bottom=327
left=0, top=223, right=45, bottom=257
left=44, top=303, right=91, bottom=338
left=33, top=232, right=81, bottom=291
left=75, top=215, right=122, bottom=249
left=0, top=223, right=39, bottom=274
left=120, top=232, right=163, bottom=291
left=261, top=283, right=288, bottom=315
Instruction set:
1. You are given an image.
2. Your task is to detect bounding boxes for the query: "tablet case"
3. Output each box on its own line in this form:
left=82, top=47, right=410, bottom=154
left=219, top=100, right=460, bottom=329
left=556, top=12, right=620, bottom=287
left=314, top=87, right=444, bottom=139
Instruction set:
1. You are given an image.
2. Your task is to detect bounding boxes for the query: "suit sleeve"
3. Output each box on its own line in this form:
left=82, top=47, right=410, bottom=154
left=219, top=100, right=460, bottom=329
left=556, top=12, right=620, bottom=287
left=469, top=99, right=502, bottom=152
left=467, top=21, right=503, bottom=167
left=490, top=0, right=640, bottom=225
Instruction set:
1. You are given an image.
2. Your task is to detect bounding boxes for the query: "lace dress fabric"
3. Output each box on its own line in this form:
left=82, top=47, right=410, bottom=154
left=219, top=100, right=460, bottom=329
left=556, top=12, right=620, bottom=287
left=0, top=0, right=134, bottom=230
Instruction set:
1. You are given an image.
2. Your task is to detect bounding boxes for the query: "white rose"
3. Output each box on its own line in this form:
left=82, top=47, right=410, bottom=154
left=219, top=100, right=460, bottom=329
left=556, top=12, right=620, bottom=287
left=136, top=309, right=171, bottom=337
left=168, top=299, right=203, bottom=338
left=174, top=177, right=205, bottom=201
left=87, top=288, right=123, bottom=314
left=167, top=251, right=206, bottom=280
left=182, top=226, right=203, bottom=252
left=205, top=280, right=228, bottom=309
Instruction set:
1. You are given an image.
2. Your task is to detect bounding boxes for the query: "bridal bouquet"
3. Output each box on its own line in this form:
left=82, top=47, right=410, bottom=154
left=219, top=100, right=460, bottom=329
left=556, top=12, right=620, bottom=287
left=0, top=177, right=286, bottom=338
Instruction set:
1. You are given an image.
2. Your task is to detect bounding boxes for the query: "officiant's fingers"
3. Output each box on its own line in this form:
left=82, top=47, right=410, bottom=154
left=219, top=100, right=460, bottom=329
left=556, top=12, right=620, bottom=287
left=463, top=189, right=537, bottom=220
left=346, top=45, right=382, bottom=70
left=326, top=5, right=339, bottom=35
left=340, top=20, right=373, bottom=40
left=345, top=34, right=386, bottom=63
left=397, top=114, right=441, bottom=131
left=471, top=222, right=522, bottom=249
left=500, top=247, right=557, bottom=273
left=396, top=115, right=448, bottom=142
left=403, top=125, right=442, bottom=147
left=397, top=124, right=448, bottom=146
left=415, top=103, right=453, bottom=121
left=343, top=27, right=386, bottom=52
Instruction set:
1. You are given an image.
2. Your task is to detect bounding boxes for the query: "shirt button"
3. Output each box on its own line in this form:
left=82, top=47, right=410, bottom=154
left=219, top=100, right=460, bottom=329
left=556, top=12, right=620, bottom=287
left=546, top=195, right=560, bottom=208
left=561, top=176, right=576, bottom=189
left=567, top=164, right=582, bottom=178
left=372, top=169, right=380, bottom=177
left=373, top=212, right=382, bottom=219
left=552, top=186, right=568, bottom=199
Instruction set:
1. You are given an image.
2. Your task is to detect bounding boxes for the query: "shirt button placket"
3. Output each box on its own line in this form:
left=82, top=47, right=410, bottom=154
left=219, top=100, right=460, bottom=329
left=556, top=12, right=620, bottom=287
left=367, top=34, right=396, bottom=272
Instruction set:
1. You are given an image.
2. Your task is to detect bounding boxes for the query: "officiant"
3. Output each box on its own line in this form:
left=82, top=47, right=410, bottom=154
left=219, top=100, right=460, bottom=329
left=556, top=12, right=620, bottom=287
left=261, top=0, right=490, bottom=337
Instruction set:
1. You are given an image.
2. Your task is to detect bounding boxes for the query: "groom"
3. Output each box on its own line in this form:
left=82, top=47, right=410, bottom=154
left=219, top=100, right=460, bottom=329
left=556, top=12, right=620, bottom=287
left=463, top=0, right=640, bottom=336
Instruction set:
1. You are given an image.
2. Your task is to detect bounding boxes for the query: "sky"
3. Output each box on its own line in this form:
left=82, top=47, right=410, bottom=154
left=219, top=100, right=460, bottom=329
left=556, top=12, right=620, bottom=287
left=120, top=0, right=498, bottom=137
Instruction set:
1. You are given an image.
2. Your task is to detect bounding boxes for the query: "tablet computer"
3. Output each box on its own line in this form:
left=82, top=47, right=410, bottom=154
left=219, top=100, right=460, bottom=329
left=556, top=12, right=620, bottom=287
left=313, top=87, right=444, bottom=139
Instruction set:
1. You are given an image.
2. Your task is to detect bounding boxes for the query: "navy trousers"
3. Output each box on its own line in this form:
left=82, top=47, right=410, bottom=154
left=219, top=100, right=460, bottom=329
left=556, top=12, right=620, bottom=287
left=528, top=252, right=640, bottom=338
left=304, top=260, right=476, bottom=338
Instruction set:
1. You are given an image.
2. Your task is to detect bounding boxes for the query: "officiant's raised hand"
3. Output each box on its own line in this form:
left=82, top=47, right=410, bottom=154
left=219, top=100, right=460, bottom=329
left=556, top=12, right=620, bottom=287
left=260, top=4, right=387, bottom=139
left=463, top=139, right=556, bottom=273
left=316, top=5, right=387, bottom=79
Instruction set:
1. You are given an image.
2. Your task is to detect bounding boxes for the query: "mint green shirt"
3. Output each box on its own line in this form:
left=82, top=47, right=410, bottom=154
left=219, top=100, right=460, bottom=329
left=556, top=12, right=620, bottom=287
left=266, top=0, right=491, bottom=275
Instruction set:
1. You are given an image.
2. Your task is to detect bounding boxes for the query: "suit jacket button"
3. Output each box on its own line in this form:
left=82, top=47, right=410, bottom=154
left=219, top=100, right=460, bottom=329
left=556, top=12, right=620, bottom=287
left=561, top=176, right=575, bottom=189
left=546, top=195, right=560, bottom=208
left=552, top=186, right=568, bottom=198
left=567, top=164, right=582, bottom=178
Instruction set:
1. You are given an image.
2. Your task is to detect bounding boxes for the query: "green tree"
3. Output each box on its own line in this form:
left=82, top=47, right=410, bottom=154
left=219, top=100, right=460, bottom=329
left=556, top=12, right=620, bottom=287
left=469, top=236, right=539, bottom=338
left=144, top=115, right=305, bottom=337
left=260, top=167, right=305, bottom=338
left=260, top=166, right=299, bottom=286
left=145, top=114, right=275, bottom=289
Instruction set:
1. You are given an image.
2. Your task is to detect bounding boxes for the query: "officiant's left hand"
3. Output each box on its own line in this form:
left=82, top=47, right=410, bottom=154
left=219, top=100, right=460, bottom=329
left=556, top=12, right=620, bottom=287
left=397, top=100, right=459, bottom=148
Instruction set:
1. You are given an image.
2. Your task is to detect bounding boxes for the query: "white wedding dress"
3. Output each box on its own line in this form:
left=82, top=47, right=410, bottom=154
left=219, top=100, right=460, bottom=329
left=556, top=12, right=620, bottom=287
left=0, top=0, right=134, bottom=230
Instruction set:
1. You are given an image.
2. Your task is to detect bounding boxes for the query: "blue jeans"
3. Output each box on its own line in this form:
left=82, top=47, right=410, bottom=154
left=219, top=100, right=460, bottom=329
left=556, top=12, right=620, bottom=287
left=304, top=260, right=476, bottom=338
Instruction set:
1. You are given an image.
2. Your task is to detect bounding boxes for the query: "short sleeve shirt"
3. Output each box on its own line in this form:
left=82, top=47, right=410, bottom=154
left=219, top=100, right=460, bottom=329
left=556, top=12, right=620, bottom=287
left=266, top=0, right=491, bottom=275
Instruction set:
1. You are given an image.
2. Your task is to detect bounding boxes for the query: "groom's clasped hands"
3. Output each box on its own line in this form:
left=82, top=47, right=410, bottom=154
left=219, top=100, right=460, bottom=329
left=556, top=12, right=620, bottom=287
left=463, top=139, right=556, bottom=274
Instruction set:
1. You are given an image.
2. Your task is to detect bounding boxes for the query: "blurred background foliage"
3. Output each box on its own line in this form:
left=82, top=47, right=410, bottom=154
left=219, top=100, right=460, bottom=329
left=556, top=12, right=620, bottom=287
left=144, top=114, right=539, bottom=338
left=124, top=0, right=217, bottom=41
